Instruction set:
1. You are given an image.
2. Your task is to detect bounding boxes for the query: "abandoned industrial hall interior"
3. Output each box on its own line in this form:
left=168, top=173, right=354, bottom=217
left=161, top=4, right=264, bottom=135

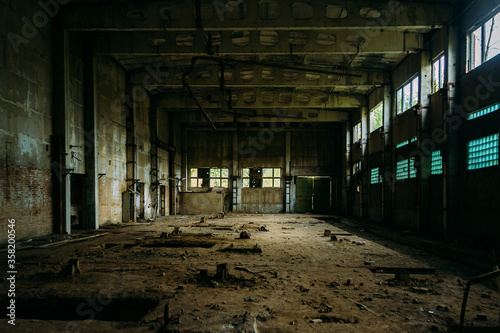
left=1, top=0, right=500, bottom=332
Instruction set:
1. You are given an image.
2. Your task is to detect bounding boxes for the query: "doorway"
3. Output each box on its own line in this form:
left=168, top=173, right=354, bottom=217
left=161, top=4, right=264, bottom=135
left=295, top=177, right=331, bottom=213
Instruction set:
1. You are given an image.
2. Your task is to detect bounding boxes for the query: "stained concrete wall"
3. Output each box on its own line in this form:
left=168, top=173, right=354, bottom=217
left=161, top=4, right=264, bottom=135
left=179, top=192, right=224, bottom=215
left=135, top=93, right=152, bottom=219
left=0, top=0, right=54, bottom=242
left=96, top=56, right=127, bottom=224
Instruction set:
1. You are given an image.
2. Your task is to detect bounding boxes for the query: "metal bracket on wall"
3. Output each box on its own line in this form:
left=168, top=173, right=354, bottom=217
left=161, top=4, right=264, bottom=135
left=64, top=169, right=74, bottom=177
left=98, top=173, right=106, bottom=179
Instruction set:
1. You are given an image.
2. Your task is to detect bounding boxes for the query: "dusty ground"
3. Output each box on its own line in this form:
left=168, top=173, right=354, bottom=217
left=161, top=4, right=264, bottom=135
left=1, top=214, right=499, bottom=332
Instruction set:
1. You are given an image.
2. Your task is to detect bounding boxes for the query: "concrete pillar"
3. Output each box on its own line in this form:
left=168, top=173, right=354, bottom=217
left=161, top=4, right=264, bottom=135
left=150, top=104, right=159, bottom=219
left=419, top=51, right=432, bottom=232
left=52, top=28, right=71, bottom=234
left=382, top=84, right=393, bottom=223
left=343, top=120, right=352, bottom=216
left=360, top=106, right=369, bottom=218
left=232, top=130, right=239, bottom=211
left=125, top=78, right=137, bottom=222
left=83, top=51, right=99, bottom=230
left=285, top=131, right=291, bottom=212
left=181, top=127, right=188, bottom=192
left=444, top=24, right=459, bottom=235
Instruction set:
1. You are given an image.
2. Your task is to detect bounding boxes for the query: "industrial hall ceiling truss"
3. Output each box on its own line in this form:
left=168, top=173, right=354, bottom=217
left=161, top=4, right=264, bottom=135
left=61, top=0, right=457, bottom=127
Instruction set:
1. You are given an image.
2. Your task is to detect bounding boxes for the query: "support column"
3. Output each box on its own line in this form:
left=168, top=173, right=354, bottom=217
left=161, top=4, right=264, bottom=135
left=382, top=84, right=393, bottom=224
left=419, top=51, right=432, bottom=232
left=125, top=78, right=137, bottom=222
left=52, top=28, right=71, bottom=234
left=360, top=106, right=369, bottom=219
left=83, top=51, right=99, bottom=230
left=343, top=120, right=352, bottom=216
left=285, top=131, right=291, bottom=212
left=150, top=103, right=159, bottom=220
left=444, top=24, right=459, bottom=235
left=232, top=130, right=239, bottom=211
left=181, top=127, right=188, bottom=192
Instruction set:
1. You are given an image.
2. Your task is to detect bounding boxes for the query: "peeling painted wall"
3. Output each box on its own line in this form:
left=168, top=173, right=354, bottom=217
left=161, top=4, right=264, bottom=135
left=0, top=0, right=54, bottom=242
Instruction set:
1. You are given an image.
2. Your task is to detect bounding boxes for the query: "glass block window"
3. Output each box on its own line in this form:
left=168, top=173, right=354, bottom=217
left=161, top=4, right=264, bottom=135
left=242, top=167, right=281, bottom=188
left=467, top=103, right=500, bottom=120
left=467, top=133, right=499, bottom=170
left=396, top=158, right=417, bottom=180
left=396, top=137, right=417, bottom=149
left=190, top=167, right=229, bottom=188
left=409, top=158, right=417, bottom=178
left=431, top=150, right=443, bottom=175
left=370, top=167, right=381, bottom=184
left=396, top=76, right=419, bottom=115
left=396, top=140, right=409, bottom=149
left=370, top=103, right=383, bottom=132
left=396, top=159, right=408, bottom=180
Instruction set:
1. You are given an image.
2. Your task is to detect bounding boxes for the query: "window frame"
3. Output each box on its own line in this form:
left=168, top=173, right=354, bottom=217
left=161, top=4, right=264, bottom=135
left=370, top=102, right=384, bottom=133
left=432, top=55, right=446, bottom=93
left=189, top=167, right=229, bottom=188
left=353, top=122, right=362, bottom=142
left=396, top=75, right=420, bottom=115
left=467, top=9, right=500, bottom=72
left=241, top=167, right=281, bottom=188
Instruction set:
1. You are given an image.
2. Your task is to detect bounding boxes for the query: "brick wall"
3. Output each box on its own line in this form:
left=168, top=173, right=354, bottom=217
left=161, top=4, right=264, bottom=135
left=0, top=163, right=52, bottom=243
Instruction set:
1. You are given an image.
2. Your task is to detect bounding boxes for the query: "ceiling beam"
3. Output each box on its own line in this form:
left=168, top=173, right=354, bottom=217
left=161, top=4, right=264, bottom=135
left=131, top=63, right=388, bottom=89
left=155, top=89, right=366, bottom=109
left=92, top=30, right=423, bottom=56
left=61, top=0, right=453, bottom=32
left=167, top=108, right=349, bottom=123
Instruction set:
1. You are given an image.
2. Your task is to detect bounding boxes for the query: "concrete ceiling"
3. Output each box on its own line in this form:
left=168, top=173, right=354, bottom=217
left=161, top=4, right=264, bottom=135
left=60, top=0, right=458, bottom=124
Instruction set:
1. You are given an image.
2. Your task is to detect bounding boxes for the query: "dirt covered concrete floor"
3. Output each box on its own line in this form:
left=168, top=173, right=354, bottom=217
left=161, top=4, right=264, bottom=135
left=1, top=214, right=499, bottom=332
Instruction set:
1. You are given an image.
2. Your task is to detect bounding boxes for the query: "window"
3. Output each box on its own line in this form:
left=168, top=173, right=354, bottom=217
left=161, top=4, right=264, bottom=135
left=431, top=150, right=443, bottom=175
left=396, top=158, right=417, bottom=180
left=396, top=76, right=419, bottom=115
left=467, top=10, right=500, bottom=72
left=467, top=102, right=500, bottom=120
left=353, top=122, right=362, bottom=142
left=396, top=136, right=417, bottom=149
left=467, top=133, right=499, bottom=170
left=432, top=55, right=445, bottom=93
left=370, top=103, right=383, bottom=132
left=353, top=161, right=361, bottom=174
left=370, top=167, right=382, bottom=184
left=190, top=167, right=229, bottom=188
left=242, top=167, right=281, bottom=188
